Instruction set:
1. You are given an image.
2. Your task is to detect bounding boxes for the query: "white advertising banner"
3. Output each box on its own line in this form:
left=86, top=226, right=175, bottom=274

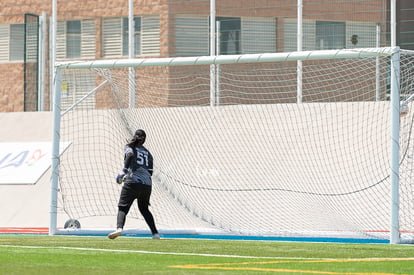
left=0, top=142, right=71, bottom=185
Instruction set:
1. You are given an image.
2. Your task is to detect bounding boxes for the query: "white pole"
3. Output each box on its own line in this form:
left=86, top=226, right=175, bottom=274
left=390, top=47, right=400, bottom=244
left=128, top=0, right=136, bottom=108
left=49, top=68, right=62, bottom=235
left=375, top=24, right=381, bottom=101
left=49, top=20, right=53, bottom=111
left=50, top=0, right=57, bottom=111
left=38, top=12, right=47, bottom=111
left=49, top=0, right=58, bottom=236
left=216, top=20, right=220, bottom=106
left=297, top=0, right=303, bottom=104
left=391, top=0, right=396, bottom=47
left=209, top=0, right=216, bottom=106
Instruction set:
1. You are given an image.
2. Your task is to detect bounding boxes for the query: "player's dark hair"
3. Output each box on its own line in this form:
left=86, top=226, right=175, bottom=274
left=127, top=129, right=146, bottom=147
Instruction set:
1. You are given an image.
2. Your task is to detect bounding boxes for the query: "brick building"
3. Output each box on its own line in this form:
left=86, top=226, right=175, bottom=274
left=0, top=0, right=412, bottom=112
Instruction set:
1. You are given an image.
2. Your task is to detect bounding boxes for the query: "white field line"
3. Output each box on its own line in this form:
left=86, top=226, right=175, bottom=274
left=0, top=244, right=319, bottom=259
left=2, top=244, right=414, bottom=263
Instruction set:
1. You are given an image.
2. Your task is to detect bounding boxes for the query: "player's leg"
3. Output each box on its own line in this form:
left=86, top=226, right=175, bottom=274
left=108, top=184, right=134, bottom=239
left=137, top=186, right=159, bottom=239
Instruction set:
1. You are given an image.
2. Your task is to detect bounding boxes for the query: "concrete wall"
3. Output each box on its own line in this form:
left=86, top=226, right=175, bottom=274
left=0, top=112, right=61, bottom=227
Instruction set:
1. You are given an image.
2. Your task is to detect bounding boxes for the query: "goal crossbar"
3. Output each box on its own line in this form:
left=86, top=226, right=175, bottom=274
left=55, top=47, right=398, bottom=69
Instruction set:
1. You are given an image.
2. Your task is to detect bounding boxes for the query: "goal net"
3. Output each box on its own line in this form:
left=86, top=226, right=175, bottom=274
left=51, top=47, right=414, bottom=243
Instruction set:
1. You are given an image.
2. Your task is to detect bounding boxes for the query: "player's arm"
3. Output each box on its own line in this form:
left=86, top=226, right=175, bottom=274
left=123, top=146, right=134, bottom=170
left=115, top=146, right=133, bottom=184
left=147, top=151, right=154, bottom=175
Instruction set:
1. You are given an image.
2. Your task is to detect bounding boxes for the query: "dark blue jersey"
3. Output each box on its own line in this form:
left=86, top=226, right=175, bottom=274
left=123, top=145, right=153, bottom=186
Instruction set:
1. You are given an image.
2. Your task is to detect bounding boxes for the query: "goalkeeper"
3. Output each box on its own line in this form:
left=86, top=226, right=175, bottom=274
left=108, top=129, right=160, bottom=240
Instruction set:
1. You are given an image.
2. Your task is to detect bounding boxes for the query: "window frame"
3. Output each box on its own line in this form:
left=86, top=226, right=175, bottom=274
left=315, top=21, right=346, bottom=50
left=66, top=20, right=81, bottom=59
left=216, top=16, right=241, bottom=55
left=9, top=23, right=25, bottom=61
left=122, top=16, right=142, bottom=56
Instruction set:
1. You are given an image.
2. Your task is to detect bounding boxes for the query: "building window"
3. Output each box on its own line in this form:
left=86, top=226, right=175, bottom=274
left=174, top=17, right=209, bottom=57
left=10, top=24, right=24, bottom=61
left=176, top=17, right=275, bottom=56
left=66, top=20, right=81, bottom=58
left=316, top=21, right=345, bottom=50
left=102, top=16, right=159, bottom=58
left=56, top=19, right=95, bottom=60
left=216, top=17, right=241, bottom=55
left=122, top=17, right=141, bottom=56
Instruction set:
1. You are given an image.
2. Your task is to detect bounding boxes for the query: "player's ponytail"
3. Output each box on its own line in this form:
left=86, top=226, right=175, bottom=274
left=127, top=129, right=146, bottom=147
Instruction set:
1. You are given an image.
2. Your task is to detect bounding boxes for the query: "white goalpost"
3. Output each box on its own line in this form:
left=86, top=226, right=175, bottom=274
left=50, top=47, right=414, bottom=244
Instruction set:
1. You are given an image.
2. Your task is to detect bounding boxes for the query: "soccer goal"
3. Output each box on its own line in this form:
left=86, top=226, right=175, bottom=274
left=50, top=47, right=414, bottom=244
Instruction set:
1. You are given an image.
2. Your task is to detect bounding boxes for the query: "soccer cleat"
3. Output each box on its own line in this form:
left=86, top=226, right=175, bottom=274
left=108, top=228, right=122, bottom=239
left=152, top=233, right=160, bottom=239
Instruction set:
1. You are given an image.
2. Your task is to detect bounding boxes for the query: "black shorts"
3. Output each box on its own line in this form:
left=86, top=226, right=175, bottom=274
left=118, top=181, right=152, bottom=209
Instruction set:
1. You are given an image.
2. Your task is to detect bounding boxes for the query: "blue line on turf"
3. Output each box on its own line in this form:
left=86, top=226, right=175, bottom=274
left=120, top=234, right=390, bottom=244
left=0, top=231, right=390, bottom=244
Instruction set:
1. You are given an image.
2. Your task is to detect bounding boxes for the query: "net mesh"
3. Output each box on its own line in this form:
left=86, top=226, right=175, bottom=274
left=55, top=49, right=414, bottom=240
